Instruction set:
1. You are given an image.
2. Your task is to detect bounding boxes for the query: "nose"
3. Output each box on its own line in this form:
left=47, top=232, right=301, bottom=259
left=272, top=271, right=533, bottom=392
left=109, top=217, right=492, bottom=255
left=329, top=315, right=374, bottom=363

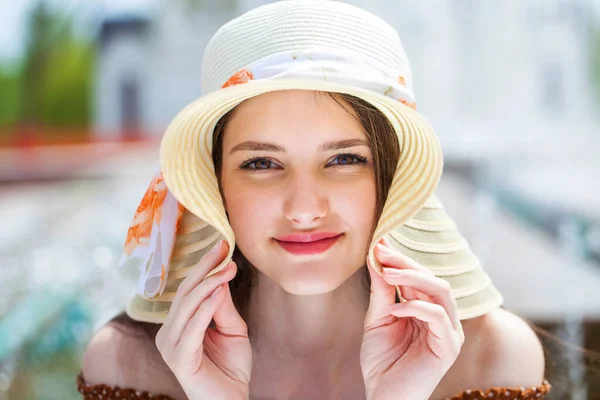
left=283, top=173, right=328, bottom=227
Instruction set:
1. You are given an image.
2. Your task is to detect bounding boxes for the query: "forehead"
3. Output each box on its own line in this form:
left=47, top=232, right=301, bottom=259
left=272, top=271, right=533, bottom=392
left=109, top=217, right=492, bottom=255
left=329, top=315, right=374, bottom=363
left=223, top=90, right=367, bottom=144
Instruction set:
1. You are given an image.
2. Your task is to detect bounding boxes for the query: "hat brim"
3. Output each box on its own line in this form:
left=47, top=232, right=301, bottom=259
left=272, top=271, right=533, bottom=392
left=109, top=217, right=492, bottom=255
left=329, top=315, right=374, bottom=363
left=125, top=79, right=503, bottom=323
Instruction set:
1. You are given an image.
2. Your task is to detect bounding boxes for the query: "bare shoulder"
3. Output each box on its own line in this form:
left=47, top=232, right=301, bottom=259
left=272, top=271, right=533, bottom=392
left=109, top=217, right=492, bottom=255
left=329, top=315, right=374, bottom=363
left=81, top=319, right=187, bottom=399
left=432, top=307, right=546, bottom=399
left=460, top=307, right=546, bottom=384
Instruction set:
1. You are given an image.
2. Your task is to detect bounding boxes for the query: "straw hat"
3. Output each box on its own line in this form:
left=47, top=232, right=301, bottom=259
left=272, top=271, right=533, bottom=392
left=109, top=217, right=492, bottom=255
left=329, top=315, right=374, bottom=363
left=121, top=0, right=503, bottom=324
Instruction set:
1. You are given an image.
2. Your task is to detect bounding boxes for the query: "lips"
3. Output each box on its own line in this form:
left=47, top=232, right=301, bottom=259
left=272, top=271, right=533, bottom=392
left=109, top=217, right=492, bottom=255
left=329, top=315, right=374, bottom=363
left=274, top=232, right=342, bottom=255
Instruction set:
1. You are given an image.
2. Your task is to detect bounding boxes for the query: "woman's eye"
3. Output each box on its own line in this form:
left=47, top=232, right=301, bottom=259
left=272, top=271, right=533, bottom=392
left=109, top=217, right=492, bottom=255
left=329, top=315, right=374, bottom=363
left=239, top=158, right=278, bottom=171
left=329, top=153, right=368, bottom=166
left=238, top=153, right=367, bottom=172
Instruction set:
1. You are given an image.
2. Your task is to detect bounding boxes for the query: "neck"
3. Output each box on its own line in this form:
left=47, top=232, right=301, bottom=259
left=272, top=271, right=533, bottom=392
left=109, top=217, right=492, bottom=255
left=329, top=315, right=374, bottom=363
left=246, top=267, right=369, bottom=372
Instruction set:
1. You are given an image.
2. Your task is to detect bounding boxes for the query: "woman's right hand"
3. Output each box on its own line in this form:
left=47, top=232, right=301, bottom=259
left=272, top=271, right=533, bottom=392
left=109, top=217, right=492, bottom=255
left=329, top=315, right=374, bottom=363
left=155, top=240, right=252, bottom=400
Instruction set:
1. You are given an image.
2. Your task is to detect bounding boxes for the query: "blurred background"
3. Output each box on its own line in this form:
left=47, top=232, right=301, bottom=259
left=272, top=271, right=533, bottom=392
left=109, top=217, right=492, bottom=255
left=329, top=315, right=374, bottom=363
left=0, top=0, right=599, bottom=399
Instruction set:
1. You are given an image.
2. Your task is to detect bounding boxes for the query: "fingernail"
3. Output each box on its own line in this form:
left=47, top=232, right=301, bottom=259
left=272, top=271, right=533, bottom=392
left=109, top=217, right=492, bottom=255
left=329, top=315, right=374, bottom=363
left=376, top=243, right=393, bottom=255
left=383, top=267, right=402, bottom=276
left=208, top=240, right=223, bottom=255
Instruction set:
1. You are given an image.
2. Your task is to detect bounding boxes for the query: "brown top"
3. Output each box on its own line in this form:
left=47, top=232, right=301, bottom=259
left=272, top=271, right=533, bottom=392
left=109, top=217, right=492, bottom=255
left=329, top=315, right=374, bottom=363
left=76, top=371, right=551, bottom=399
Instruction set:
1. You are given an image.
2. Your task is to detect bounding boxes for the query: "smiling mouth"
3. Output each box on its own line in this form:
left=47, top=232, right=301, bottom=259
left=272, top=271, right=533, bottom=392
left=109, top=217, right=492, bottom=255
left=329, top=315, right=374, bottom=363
left=275, top=234, right=342, bottom=255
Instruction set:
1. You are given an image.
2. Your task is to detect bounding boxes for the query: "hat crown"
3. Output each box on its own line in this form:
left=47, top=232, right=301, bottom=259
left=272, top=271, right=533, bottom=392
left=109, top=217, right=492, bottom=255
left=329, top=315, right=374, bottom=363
left=201, top=0, right=413, bottom=94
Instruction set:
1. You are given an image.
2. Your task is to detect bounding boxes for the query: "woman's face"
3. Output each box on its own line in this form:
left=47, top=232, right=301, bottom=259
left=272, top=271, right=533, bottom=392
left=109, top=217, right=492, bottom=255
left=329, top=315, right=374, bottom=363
left=220, top=90, right=377, bottom=294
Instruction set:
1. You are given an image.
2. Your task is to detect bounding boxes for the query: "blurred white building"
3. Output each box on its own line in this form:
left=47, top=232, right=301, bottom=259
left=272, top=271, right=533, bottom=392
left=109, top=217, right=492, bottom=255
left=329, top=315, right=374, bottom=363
left=94, top=0, right=600, bottom=158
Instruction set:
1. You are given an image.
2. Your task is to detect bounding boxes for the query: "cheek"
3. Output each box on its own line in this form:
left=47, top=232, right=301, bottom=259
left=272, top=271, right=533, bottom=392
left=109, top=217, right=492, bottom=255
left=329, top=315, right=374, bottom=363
left=222, top=181, right=278, bottom=238
left=336, top=178, right=377, bottom=235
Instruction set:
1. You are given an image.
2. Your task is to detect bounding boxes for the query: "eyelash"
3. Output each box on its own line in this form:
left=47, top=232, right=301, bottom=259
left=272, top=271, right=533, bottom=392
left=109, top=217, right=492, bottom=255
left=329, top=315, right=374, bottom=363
left=237, top=152, right=369, bottom=173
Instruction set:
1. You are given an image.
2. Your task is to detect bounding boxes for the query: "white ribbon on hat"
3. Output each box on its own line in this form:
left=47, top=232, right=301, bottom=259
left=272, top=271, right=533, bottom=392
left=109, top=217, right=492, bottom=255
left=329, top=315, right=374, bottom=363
left=122, top=48, right=416, bottom=299
left=222, top=47, right=416, bottom=108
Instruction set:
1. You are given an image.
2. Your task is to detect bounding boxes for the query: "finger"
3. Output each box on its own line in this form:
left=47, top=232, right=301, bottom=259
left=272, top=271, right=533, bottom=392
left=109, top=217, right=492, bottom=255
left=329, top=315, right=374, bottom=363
left=212, top=266, right=249, bottom=338
left=177, top=283, right=227, bottom=353
left=166, top=240, right=229, bottom=324
left=375, top=243, right=435, bottom=276
left=375, top=240, right=448, bottom=314
left=398, top=283, right=419, bottom=301
left=177, top=239, right=229, bottom=299
left=380, top=235, right=393, bottom=248
left=364, top=257, right=397, bottom=325
left=382, top=268, right=460, bottom=331
left=165, top=261, right=236, bottom=348
left=388, top=300, right=456, bottom=345
left=375, top=236, right=428, bottom=300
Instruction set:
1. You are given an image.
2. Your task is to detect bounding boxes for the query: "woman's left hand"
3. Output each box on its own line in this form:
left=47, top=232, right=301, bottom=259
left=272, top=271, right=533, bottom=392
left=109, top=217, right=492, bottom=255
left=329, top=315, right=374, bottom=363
left=360, top=237, right=465, bottom=400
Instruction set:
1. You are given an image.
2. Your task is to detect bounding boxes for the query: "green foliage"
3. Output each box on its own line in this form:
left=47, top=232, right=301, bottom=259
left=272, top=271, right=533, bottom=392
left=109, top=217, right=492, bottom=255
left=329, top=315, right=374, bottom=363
left=0, top=0, right=95, bottom=130
left=39, top=39, right=94, bottom=127
left=0, top=66, right=22, bottom=128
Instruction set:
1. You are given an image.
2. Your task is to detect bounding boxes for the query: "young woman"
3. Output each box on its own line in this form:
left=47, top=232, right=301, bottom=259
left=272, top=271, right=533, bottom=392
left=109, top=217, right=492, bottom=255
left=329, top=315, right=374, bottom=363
left=78, top=2, right=551, bottom=399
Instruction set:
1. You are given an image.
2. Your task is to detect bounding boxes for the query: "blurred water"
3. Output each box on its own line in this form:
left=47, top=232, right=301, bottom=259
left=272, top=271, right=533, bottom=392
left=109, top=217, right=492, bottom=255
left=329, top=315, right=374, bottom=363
left=0, top=148, right=157, bottom=399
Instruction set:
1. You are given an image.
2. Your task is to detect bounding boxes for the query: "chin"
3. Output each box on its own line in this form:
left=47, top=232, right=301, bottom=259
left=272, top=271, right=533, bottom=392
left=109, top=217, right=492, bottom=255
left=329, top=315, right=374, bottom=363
left=269, top=260, right=355, bottom=295
left=278, top=279, right=340, bottom=296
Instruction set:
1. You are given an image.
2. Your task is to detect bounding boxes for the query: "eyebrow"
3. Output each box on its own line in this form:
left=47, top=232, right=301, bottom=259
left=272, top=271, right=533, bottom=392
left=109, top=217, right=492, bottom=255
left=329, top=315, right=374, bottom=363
left=320, top=139, right=369, bottom=152
left=228, top=139, right=369, bottom=155
left=228, top=141, right=285, bottom=154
